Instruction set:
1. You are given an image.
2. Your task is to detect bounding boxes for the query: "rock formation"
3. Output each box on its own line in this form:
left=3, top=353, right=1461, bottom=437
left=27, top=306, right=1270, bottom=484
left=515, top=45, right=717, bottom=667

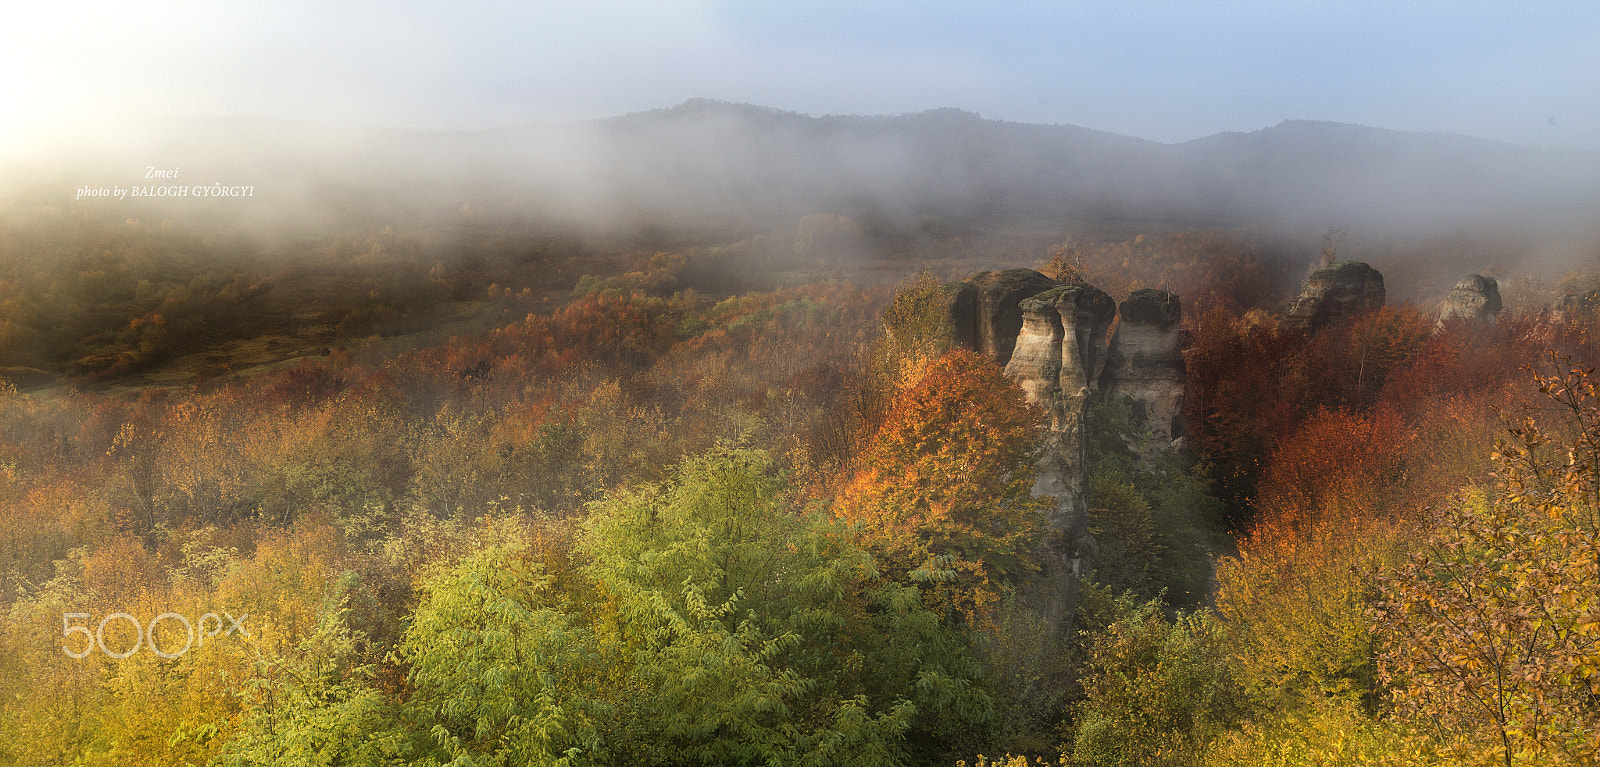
left=1281, top=261, right=1385, bottom=333
left=1003, top=284, right=1117, bottom=613
left=1101, top=289, right=1186, bottom=452
left=934, top=280, right=981, bottom=351
left=934, top=270, right=1190, bottom=627
left=966, top=269, right=1062, bottom=366
left=1436, top=274, right=1502, bottom=325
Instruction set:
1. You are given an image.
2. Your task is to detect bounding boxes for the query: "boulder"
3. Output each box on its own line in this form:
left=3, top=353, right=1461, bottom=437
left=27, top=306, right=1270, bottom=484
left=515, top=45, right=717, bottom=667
left=1436, top=274, right=1502, bottom=325
left=1101, top=289, right=1185, bottom=451
left=1281, top=261, right=1385, bottom=333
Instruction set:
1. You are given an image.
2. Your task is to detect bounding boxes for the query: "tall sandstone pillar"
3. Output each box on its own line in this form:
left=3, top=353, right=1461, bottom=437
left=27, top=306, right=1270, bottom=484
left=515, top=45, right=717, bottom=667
left=939, top=271, right=1185, bottom=630
left=1002, top=284, right=1116, bottom=625
left=965, top=269, right=1063, bottom=365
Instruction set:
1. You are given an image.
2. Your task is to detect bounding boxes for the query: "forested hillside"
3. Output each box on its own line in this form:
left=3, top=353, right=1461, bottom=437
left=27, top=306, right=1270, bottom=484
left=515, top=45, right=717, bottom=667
left=2, top=199, right=1599, bottom=766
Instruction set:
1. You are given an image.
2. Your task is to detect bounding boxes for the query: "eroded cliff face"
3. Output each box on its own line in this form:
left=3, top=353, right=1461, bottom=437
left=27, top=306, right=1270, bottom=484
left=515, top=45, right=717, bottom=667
left=937, top=271, right=1185, bottom=626
left=1004, top=285, right=1117, bottom=569
left=1437, top=274, right=1502, bottom=326
left=966, top=269, right=1062, bottom=366
left=1101, top=289, right=1186, bottom=454
left=1282, top=260, right=1385, bottom=333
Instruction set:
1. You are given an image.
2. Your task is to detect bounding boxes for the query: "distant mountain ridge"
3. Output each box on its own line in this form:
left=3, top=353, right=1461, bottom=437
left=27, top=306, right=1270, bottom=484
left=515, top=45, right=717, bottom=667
left=567, top=99, right=1600, bottom=232
left=13, top=99, right=1600, bottom=237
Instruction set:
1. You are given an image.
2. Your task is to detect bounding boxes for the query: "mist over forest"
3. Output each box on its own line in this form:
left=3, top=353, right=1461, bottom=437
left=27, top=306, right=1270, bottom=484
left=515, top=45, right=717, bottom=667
left=6, top=99, right=1598, bottom=393
left=11, top=99, right=1600, bottom=245
left=5, top=93, right=1600, bottom=767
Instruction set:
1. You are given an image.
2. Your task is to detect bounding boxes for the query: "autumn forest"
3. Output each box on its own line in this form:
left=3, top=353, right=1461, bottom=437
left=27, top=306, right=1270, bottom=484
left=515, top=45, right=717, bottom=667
left=4, top=127, right=1600, bottom=767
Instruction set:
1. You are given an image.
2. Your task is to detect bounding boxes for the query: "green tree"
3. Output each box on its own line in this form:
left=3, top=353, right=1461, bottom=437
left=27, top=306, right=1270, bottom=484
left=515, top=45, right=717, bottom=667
left=879, top=272, right=959, bottom=380
left=1086, top=395, right=1227, bottom=609
left=220, top=573, right=404, bottom=767
left=1070, top=599, right=1243, bottom=767
left=399, top=539, right=602, bottom=767
left=582, top=446, right=993, bottom=766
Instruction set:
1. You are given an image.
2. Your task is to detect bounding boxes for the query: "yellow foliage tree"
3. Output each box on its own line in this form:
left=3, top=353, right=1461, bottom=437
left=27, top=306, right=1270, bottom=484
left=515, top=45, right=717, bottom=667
left=1374, top=358, right=1600, bottom=766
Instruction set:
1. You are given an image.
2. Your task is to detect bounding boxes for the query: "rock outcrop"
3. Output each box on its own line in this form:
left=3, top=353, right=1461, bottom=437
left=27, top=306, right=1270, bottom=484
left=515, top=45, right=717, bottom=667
left=1436, top=274, right=1502, bottom=325
left=1281, top=261, right=1385, bottom=333
left=936, top=270, right=1189, bottom=628
left=1004, top=284, right=1117, bottom=599
left=1101, top=289, right=1185, bottom=452
left=966, top=269, right=1062, bottom=366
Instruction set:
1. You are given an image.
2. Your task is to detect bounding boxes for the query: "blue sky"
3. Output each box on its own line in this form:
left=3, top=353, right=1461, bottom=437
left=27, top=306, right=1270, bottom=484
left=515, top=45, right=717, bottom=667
left=2, top=0, right=1597, bottom=152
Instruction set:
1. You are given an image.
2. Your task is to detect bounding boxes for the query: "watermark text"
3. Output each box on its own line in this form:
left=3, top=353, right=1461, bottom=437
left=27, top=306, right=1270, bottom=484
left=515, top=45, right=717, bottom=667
left=63, top=611, right=250, bottom=659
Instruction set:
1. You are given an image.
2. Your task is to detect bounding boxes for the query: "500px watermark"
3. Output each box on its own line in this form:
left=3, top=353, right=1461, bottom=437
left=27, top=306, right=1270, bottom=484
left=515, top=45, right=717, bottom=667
left=62, top=611, right=251, bottom=659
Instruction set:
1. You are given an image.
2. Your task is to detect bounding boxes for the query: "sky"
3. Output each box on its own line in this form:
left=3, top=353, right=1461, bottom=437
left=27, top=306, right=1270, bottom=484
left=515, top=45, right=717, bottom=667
left=2, top=0, right=1598, bottom=155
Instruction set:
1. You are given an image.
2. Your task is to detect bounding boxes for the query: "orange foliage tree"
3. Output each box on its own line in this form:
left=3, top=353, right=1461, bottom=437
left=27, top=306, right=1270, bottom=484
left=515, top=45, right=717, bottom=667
left=833, top=349, right=1048, bottom=624
left=1300, top=305, right=1434, bottom=410
left=1183, top=305, right=1304, bottom=521
left=1186, top=303, right=1435, bottom=527
left=1252, top=407, right=1413, bottom=531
